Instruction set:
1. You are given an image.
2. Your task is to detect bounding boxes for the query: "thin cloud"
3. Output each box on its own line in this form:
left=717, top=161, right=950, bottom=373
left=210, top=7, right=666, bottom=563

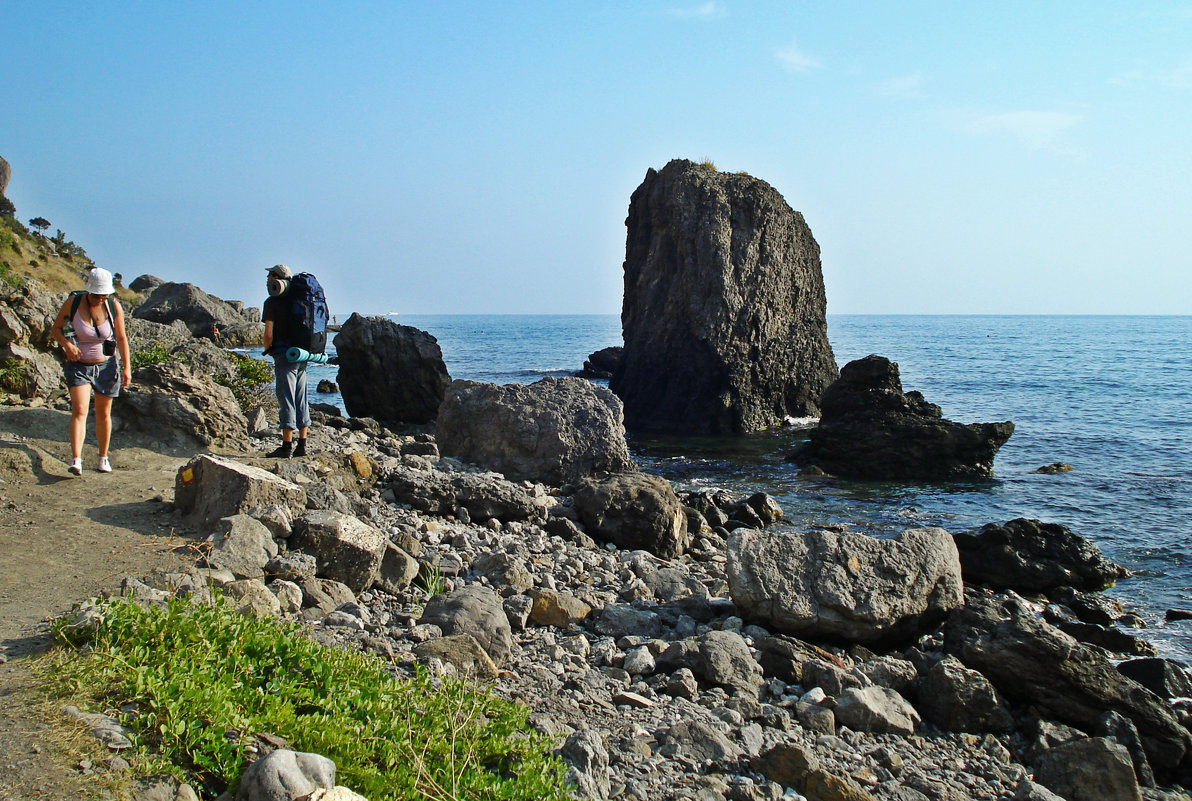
left=957, top=110, right=1085, bottom=154
left=667, top=2, right=725, bottom=19
left=775, top=38, right=822, bottom=73
left=874, top=72, right=926, bottom=100
left=1111, top=54, right=1192, bottom=90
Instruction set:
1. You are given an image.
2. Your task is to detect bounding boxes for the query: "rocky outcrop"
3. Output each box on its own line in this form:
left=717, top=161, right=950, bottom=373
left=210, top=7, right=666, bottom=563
left=333, top=314, right=450, bottom=425
left=611, top=159, right=838, bottom=435
left=387, top=464, right=549, bottom=523
left=0, top=282, right=68, bottom=398
left=0, top=155, right=10, bottom=195
left=944, top=593, right=1192, bottom=775
left=132, top=282, right=261, bottom=343
left=793, top=355, right=1014, bottom=480
left=124, top=318, right=195, bottom=355
left=436, top=377, right=635, bottom=485
left=953, top=518, right=1130, bottom=593
left=726, top=526, right=964, bottom=645
left=114, top=363, right=249, bottom=450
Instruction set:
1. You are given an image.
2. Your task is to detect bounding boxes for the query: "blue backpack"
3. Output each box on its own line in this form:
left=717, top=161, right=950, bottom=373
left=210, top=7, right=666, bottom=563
left=285, top=273, right=329, bottom=354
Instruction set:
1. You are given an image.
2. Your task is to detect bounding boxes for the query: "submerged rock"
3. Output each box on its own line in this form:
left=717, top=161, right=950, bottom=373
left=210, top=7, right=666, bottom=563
left=611, top=159, right=838, bottom=435
left=792, top=354, right=1013, bottom=480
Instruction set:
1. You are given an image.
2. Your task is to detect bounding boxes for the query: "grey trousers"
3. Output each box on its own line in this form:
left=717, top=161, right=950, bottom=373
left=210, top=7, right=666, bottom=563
left=273, top=358, right=311, bottom=430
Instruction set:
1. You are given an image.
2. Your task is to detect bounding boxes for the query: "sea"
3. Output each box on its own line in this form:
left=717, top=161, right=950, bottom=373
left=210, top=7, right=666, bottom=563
left=292, top=314, right=1192, bottom=663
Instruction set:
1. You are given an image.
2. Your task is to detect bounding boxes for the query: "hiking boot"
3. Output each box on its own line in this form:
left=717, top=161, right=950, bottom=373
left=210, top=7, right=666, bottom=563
left=98, top=456, right=112, bottom=473
left=292, top=438, right=307, bottom=458
left=69, top=457, right=83, bottom=476
left=267, top=441, right=293, bottom=459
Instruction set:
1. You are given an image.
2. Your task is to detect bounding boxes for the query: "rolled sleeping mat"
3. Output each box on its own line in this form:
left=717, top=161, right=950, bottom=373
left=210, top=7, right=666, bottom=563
left=285, top=347, right=331, bottom=364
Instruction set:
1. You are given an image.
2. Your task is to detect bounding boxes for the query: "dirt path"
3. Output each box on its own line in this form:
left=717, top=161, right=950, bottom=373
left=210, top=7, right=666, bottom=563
left=0, top=405, right=201, bottom=800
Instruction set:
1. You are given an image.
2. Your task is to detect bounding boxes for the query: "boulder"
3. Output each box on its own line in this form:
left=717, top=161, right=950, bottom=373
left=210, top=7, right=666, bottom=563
left=437, top=376, right=636, bottom=484
left=388, top=465, right=545, bottom=523
left=1, top=280, right=63, bottom=350
left=115, top=363, right=249, bottom=450
left=611, top=159, right=838, bottom=434
left=953, top=518, right=1130, bottom=593
left=418, top=585, right=513, bottom=665
left=0, top=342, right=63, bottom=399
left=1116, top=657, right=1192, bottom=701
left=944, top=593, right=1192, bottom=775
left=174, top=455, right=306, bottom=530
left=123, top=317, right=194, bottom=355
left=834, top=686, right=921, bottom=735
left=235, top=749, right=335, bottom=801
left=333, top=314, right=449, bottom=424
left=412, top=634, right=499, bottom=679
left=656, top=630, right=763, bottom=695
left=915, top=656, right=1013, bottom=733
left=572, top=473, right=690, bottom=558
left=755, top=741, right=877, bottom=801
left=291, top=511, right=388, bottom=594
left=792, top=355, right=1014, bottom=480
left=726, top=526, right=964, bottom=645
left=374, top=543, right=420, bottom=594
left=128, top=274, right=165, bottom=293
left=203, top=515, right=279, bottom=580
left=1033, top=737, right=1142, bottom=801
left=132, top=281, right=260, bottom=343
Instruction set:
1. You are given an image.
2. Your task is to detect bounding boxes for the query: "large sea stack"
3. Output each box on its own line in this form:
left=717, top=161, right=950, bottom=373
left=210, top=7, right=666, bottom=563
left=611, top=160, right=838, bottom=435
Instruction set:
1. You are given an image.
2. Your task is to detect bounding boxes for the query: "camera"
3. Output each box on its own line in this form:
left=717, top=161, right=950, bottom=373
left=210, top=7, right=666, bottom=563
left=102, top=339, right=116, bottom=357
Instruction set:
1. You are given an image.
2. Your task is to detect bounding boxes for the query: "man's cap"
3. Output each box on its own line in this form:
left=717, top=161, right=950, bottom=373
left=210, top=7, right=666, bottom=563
left=266, top=264, right=293, bottom=279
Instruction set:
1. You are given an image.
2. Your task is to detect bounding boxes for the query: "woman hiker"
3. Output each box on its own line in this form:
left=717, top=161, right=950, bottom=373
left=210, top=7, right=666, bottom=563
left=50, top=267, right=132, bottom=474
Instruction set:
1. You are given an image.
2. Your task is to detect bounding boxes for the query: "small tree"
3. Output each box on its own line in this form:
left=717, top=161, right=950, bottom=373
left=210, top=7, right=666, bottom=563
left=29, top=217, right=50, bottom=235
left=0, top=195, right=14, bottom=218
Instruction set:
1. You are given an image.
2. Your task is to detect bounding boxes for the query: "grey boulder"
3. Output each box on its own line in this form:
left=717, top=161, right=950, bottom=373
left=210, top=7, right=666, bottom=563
left=572, top=473, right=690, bottom=559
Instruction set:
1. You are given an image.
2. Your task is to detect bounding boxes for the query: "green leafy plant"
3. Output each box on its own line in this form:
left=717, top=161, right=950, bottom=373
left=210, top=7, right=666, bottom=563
left=44, top=596, right=568, bottom=801
left=130, top=343, right=173, bottom=370
left=215, top=351, right=274, bottom=411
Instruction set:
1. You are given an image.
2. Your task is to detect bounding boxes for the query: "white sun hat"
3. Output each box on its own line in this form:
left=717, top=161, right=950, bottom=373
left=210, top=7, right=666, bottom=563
left=83, top=267, right=115, bottom=295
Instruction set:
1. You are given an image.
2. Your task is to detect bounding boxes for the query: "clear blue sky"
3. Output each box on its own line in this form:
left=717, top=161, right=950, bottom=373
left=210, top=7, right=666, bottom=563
left=5, top=2, right=1190, bottom=315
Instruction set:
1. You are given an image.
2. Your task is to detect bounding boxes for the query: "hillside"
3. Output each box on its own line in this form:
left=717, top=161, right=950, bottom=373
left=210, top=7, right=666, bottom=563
left=0, top=198, right=138, bottom=304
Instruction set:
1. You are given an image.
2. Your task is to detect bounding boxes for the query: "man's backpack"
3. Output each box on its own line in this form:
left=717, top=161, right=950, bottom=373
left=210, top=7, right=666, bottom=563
left=284, top=273, right=329, bottom=354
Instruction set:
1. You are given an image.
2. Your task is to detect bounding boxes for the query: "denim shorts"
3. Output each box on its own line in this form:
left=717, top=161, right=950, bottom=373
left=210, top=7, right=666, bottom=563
left=65, top=359, right=121, bottom=397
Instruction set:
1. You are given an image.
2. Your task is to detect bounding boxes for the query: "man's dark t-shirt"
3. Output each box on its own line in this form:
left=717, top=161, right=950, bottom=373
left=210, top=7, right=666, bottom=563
left=262, top=295, right=291, bottom=357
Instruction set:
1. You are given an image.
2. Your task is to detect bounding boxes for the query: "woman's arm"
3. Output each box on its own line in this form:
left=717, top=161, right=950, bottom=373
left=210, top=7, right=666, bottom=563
left=50, top=300, right=82, bottom=362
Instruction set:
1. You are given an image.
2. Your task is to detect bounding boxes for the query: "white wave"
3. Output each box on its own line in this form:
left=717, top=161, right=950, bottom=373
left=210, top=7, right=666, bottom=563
left=783, top=416, right=819, bottom=428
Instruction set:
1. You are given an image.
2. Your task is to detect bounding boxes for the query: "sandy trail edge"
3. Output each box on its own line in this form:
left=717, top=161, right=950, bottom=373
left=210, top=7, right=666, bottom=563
left=0, top=405, right=201, bottom=800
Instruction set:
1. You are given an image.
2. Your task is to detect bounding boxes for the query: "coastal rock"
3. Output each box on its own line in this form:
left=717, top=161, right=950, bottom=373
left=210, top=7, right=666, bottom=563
left=0, top=342, right=63, bottom=399
left=123, top=318, right=194, bottom=355
left=1115, top=658, right=1192, bottom=701
left=611, top=159, right=838, bottom=435
left=174, top=454, right=306, bottom=529
left=436, top=376, right=635, bottom=485
left=755, top=741, right=877, bottom=801
left=1032, top=737, right=1142, bottom=801
left=726, top=526, right=963, bottom=645
left=132, top=281, right=260, bottom=343
left=333, top=314, right=450, bottom=425
left=915, top=656, right=1014, bottom=733
left=572, top=473, right=690, bottom=559
left=0, top=155, right=10, bottom=195
left=419, top=585, right=513, bottom=665
left=559, top=728, right=611, bottom=801
left=953, top=518, right=1130, bottom=593
left=943, top=593, right=1192, bottom=775
left=657, top=630, right=764, bottom=695
left=115, top=363, right=249, bottom=449
left=792, top=355, right=1014, bottom=480
left=291, top=511, right=388, bottom=594
left=1, top=280, right=62, bottom=350
left=412, top=634, right=499, bottom=679
left=576, top=346, right=623, bottom=380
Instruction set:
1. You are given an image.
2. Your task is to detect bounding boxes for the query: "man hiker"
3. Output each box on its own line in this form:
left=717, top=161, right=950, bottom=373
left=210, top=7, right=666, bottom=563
left=262, top=264, right=310, bottom=457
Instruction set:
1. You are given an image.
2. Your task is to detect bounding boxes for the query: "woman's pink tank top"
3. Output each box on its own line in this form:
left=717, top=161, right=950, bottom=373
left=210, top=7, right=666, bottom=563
left=73, top=305, right=114, bottom=362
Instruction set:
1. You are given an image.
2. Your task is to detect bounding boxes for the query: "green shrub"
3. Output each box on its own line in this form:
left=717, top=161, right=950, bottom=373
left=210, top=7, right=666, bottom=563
left=0, top=358, right=31, bottom=395
left=215, top=351, right=275, bottom=411
left=130, top=343, right=173, bottom=370
left=45, top=596, right=568, bottom=801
